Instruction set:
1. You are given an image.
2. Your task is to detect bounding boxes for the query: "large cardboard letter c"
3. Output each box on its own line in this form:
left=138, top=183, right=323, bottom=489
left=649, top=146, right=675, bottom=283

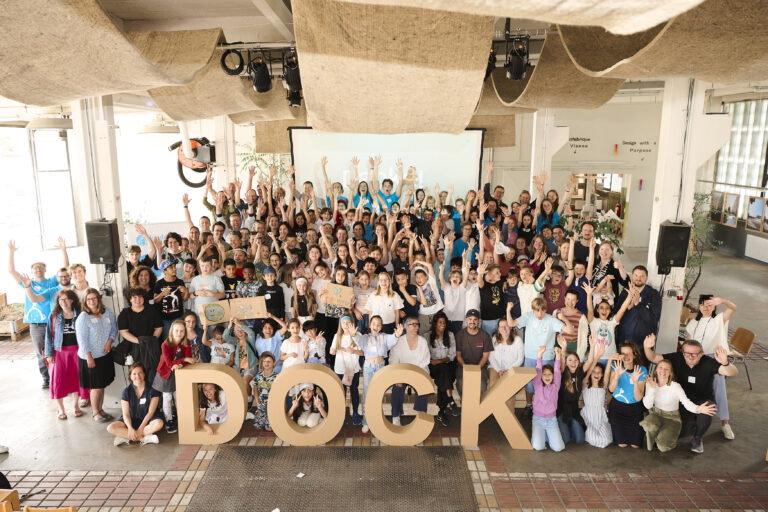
left=460, top=365, right=536, bottom=448
left=365, top=363, right=436, bottom=446
left=176, top=363, right=248, bottom=445
left=267, top=363, right=345, bottom=446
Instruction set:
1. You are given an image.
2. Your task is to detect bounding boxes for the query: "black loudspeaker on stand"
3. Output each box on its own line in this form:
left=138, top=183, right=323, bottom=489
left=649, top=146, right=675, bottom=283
left=656, top=220, right=691, bottom=275
left=85, top=219, right=120, bottom=273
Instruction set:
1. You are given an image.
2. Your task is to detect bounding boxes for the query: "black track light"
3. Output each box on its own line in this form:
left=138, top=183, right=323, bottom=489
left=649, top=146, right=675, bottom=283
left=249, top=53, right=272, bottom=93
left=283, top=50, right=302, bottom=107
left=505, top=36, right=529, bottom=80
left=485, top=49, right=496, bottom=81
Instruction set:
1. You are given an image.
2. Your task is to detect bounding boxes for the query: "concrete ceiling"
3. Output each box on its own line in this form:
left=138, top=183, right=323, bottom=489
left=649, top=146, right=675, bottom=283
left=98, top=0, right=295, bottom=42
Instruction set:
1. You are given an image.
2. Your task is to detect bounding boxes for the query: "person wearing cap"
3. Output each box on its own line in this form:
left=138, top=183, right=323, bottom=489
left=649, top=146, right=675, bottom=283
left=258, top=266, right=285, bottom=323
left=454, top=309, right=494, bottom=400
left=153, top=258, right=188, bottom=340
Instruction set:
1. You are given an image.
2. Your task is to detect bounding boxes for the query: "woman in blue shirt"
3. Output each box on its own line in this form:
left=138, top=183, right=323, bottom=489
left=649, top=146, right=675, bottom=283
left=75, top=288, right=117, bottom=423
left=607, top=341, right=647, bottom=448
left=535, top=199, right=561, bottom=234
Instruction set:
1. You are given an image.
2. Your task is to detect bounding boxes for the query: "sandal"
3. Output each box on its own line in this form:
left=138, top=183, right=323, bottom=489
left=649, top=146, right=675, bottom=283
left=99, top=410, right=114, bottom=420
left=74, top=409, right=84, bottom=417
left=57, top=413, right=67, bottom=420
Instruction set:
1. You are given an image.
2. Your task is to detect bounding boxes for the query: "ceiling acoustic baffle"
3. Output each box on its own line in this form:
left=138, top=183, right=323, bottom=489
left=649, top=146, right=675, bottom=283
left=291, top=0, right=494, bottom=134
left=0, top=0, right=221, bottom=106
left=557, top=0, right=768, bottom=84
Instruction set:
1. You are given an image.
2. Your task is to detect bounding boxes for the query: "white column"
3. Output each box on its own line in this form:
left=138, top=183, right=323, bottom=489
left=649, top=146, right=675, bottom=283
left=529, top=108, right=569, bottom=192
left=646, top=79, right=732, bottom=286
left=69, top=96, right=127, bottom=309
left=646, top=79, right=731, bottom=350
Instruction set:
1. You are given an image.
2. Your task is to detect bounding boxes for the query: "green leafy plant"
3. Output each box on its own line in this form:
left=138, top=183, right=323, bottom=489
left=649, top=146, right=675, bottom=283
left=683, top=192, right=723, bottom=307
left=563, top=210, right=625, bottom=254
left=236, top=142, right=291, bottom=188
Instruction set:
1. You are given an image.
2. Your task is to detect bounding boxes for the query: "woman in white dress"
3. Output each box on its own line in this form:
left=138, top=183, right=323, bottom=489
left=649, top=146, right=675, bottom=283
left=580, top=343, right=612, bottom=448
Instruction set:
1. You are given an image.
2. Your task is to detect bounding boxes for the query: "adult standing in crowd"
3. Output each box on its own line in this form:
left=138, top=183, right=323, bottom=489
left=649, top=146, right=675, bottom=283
left=76, top=288, right=117, bottom=423
left=685, top=295, right=737, bottom=439
left=572, top=221, right=596, bottom=263
left=455, top=309, right=494, bottom=400
left=644, top=334, right=738, bottom=454
left=44, top=289, right=89, bottom=419
left=118, top=287, right=163, bottom=365
left=614, top=266, right=661, bottom=350
left=8, top=238, right=69, bottom=388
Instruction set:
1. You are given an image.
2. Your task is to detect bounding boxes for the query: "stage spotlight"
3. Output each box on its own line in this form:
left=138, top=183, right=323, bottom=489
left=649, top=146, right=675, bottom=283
left=249, top=53, right=272, bottom=93
left=283, top=49, right=302, bottom=107
left=485, top=48, right=496, bottom=81
left=505, top=36, right=529, bottom=80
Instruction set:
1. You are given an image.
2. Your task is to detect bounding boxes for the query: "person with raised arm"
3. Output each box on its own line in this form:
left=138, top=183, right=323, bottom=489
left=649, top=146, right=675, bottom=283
left=643, top=333, right=737, bottom=454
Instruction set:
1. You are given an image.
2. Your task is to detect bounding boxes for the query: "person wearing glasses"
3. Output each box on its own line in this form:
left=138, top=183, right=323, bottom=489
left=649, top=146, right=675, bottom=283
left=388, top=316, right=431, bottom=426
left=643, top=334, right=737, bottom=454
left=684, top=295, right=737, bottom=440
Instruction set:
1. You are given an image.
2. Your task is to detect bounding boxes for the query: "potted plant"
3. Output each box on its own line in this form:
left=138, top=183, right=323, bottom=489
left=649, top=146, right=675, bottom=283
left=682, top=192, right=723, bottom=308
left=236, top=142, right=291, bottom=187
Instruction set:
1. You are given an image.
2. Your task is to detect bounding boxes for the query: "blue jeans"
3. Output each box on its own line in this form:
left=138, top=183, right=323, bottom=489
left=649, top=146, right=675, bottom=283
left=391, top=384, right=428, bottom=418
left=356, top=314, right=369, bottom=334
left=362, top=361, right=385, bottom=427
left=557, top=414, right=585, bottom=445
left=481, top=319, right=499, bottom=336
left=524, top=357, right=553, bottom=393
left=532, top=415, right=565, bottom=451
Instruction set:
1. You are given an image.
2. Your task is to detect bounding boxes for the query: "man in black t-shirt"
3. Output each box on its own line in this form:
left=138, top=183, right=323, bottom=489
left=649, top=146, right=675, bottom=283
left=478, top=263, right=505, bottom=335
left=258, top=267, right=285, bottom=322
left=394, top=268, right=419, bottom=320
left=644, top=336, right=738, bottom=453
left=153, top=259, right=189, bottom=339
left=572, top=221, right=596, bottom=263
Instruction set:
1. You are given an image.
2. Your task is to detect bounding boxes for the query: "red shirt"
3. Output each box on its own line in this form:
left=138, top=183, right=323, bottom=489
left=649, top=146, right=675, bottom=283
left=156, top=342, right=192, bottom=380
left=543, top=281, right=568, bottom=313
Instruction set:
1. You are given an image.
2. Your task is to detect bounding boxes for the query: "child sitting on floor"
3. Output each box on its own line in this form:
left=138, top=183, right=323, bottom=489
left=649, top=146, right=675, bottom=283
left=288, top=383, right=327, bottom=428
left=198, top=383, right=227, bottom=435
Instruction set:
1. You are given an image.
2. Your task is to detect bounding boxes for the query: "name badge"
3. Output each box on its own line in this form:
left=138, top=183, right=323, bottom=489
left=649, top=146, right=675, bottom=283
left=687, top=375, right=696, bottom=384
left=265, top=293, right=271, bottom=300
left=139, top=398, right=147, bottom=404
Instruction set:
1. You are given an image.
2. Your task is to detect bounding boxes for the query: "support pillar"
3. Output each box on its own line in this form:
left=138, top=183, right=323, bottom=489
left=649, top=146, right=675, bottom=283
left=646, top=78, right=731, bottom=349
left=529, top=108, right=569, bottom=192
left=214, top=115, right=237, bottom=182
left=69, top=96, right=127, bottom=310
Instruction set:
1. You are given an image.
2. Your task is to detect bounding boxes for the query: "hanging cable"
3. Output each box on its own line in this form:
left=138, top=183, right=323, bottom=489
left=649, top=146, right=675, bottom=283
left=675, top=79, right=696, bottom=222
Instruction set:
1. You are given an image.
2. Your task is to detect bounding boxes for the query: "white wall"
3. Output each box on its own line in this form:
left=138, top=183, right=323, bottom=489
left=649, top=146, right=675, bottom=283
left=487, top=101, right=663, bottom=247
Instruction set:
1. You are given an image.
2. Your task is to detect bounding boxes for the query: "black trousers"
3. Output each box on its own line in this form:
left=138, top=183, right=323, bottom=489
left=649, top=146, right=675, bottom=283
left=679, top=405, right=713, bottom=441
left=429, top=361, right=456, bottom=412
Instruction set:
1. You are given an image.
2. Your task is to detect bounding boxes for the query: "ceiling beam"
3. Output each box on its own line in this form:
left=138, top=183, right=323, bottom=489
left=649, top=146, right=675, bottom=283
left=250, top=0, right=294, bottom=41
left=122, top=16, right=274, bottom=32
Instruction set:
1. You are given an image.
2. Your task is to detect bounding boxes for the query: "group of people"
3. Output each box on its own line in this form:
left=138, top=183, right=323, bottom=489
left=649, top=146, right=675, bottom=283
left=4, top=156, right=739, bottom=453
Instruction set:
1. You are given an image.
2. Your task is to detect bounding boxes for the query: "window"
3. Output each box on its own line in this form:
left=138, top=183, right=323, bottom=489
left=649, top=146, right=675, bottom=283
left=29, top=129, right=78, bottom=249
left=714, top=100, right=768, bottom=216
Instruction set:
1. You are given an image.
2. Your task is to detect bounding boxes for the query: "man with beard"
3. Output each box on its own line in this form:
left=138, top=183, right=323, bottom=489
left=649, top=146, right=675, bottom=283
left=572, top=221, right=596, bottom=263
left=9, top=238, right=70, bottom=388
left=615, top=265, right=661, bottom=350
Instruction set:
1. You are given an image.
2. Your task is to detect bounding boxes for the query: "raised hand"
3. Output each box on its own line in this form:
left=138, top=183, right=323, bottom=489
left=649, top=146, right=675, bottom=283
left=320, top=157, right=327, bottom=168
left=395, top=158, right=402, bottom=171
left=629, top=366, right=642, bottom=384
left=394, top=324, right=404, bottom=337
left=351, top=156, right=359, bottom=169
left=646, top=375, right=657, bottom=388
left=374, top=155, right=382, bottom=167
left=612, top=360, right=626, bottom=376
left=537, top=345, right=546, bottom=358
left=182, top=193, right=191, bottom=207
left=19, top=273, right=32, bottom=288
left=714, top=345, right=729, bottom=365
left=55, top=237, right=67, bottom=251
left=643, top=334, right=656, bottom=350
left=554, top=346, right=562, bottom=358
left=7, top=240, right=17, bottom=253
left=544, top=256, right=553, bottom=270
left=248, top=165, right=256, bottom=178
left=581, top=282, right=594, bottom=295
left=486, top=161, right=494, bottom=173
left=556, top=333, right=566, bottom=350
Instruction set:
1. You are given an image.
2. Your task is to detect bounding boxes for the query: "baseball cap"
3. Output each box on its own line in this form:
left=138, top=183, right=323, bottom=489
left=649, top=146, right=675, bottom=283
left=160, top=258, right=177, bottom=271
left=465, top=309, right=480, bottom=319
left=263, top=267, right=276, bottom=275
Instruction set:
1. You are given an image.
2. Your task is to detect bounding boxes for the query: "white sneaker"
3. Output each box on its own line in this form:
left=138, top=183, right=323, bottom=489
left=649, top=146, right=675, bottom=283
left=0, top=445, right=8, bottom=454
left=140, top=434, right=159, bottom=445
left=391, top=416, right=401, bottom=426
left=361, top=425, right=370, bottom=434
left=722, top=423, right=735, bottom=440
left=114, top=437, right=130, bottom=447
left=245, top=412, right=255, bottom=421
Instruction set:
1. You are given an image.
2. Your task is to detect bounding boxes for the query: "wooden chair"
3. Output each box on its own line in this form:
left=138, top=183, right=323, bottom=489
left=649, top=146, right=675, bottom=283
left=0, top=490, right=19, bottom=511
left=23, top=507, right=77, bottom=512
left=680, top=305, right=693, bottom=326
left=729, top=327, right=756, bottom=390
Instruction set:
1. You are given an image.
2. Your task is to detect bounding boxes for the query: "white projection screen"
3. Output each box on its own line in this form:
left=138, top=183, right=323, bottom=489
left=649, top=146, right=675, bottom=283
left=289, top=128, right=485, bottom=200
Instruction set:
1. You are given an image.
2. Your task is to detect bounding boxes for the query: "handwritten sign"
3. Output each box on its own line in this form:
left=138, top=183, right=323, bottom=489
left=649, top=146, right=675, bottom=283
left=323, top=282, right=354, bottom=308
left=197, top=301, right=231, bottom=325
left=229, top=297, right=268, bottom=319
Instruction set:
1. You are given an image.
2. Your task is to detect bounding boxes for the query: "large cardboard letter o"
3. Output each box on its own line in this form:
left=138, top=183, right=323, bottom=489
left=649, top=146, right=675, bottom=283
left=176, top=363, right=248, bottom=445
left=365, top=363, right=436, bottom=446
left=267, top=363, right=345, bottom=446
left=460, top=365, right=535, bottom=448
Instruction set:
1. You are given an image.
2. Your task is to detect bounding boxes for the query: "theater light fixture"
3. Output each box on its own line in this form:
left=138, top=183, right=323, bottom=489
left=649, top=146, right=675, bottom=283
left=249, top=52, right=272, bottom=93
left=505, top=36, right=529, bottom=81
left=283, top=49, right=302, bottom=107
left=485, top=48, right=496, bottom=81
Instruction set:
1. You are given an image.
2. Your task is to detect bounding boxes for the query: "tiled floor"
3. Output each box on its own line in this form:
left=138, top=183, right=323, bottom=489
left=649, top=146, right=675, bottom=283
left=6, top=424, right=768, bottom=512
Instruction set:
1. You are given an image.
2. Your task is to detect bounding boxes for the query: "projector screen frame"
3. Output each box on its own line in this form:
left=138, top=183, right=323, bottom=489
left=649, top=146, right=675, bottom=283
left=287, top=127, right=487, bottom=191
